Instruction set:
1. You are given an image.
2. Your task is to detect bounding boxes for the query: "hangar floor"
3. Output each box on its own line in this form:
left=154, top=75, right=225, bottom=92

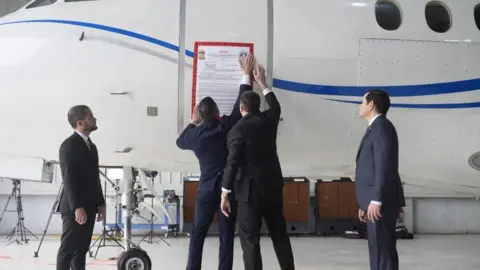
left=0, top=235, right=479, bottom=269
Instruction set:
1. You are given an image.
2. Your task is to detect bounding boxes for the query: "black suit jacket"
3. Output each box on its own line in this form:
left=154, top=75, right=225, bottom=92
left=176, top=84, right=251, bottom=192
left=355, top=115, right=406, bottom=211
left=57, top=132, right=106, bottom=214
left=222, top=91, right=282, bottom=203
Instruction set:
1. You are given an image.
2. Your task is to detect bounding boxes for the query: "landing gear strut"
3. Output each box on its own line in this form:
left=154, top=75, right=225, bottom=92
left=117, top=167, right=152, bottom=270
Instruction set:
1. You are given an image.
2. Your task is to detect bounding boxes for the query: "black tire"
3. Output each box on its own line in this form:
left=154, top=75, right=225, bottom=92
left=117, top=248, right=151, bottom=270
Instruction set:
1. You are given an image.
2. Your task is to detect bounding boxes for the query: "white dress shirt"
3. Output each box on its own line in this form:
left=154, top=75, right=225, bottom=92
left=369, top=113, right=382, bottom=206
left=75, top=130, right=90, bottom=150
left=241, top=74, right=251, bottom=85
left=221, top=84, right=272, bottom=194
left=368, top=113, right=382, bottom=127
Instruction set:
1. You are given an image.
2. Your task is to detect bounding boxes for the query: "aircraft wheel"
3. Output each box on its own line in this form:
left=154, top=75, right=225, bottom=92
left=117, top=248, right=152, bottom=270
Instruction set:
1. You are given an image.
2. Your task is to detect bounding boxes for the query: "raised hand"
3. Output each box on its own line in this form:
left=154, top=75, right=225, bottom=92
left=253, top=64, right=267, bottom=88
left=191, top=105, right=201, bottom=124
left=239, top=53, right=255, bottom=75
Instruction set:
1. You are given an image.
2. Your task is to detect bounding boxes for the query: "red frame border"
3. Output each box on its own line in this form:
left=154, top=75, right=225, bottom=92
left=191, top=41, right=254, bottom=113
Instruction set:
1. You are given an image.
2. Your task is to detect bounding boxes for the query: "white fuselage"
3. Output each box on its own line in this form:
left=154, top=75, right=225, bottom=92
left=1, top=0, right=480, bottom=196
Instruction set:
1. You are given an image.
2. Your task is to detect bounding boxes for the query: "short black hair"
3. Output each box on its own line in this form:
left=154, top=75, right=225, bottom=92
left=365, top=89, right=390, bottom=115
left=197, top=97, right=219, bottom=121
left=240, top=90, right=261, bottom=113
left=67, top=105, right=90, bottom=129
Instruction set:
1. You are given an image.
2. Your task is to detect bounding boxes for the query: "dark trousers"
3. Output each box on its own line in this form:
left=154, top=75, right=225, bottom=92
left=186, top=189, right=238, bottom=270
left=56, top=209, right=96, bottom=270
left=367, top=208, right=399, bottom=270
left=237, top=187, right=294, bottom=270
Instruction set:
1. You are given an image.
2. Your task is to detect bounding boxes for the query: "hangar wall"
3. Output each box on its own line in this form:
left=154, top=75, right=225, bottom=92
left=0, top=0, right=479, bottom=236
left=1, top=168, right=480, bottom=236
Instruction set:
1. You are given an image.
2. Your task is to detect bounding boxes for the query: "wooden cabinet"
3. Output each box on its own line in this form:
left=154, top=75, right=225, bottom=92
left=316, top=180, right=358, bottom=219
left=317, top=181, right=339, bottom=218
left=184, top=178, right=310, bottom=224
left=183, top=181, right=218, bottom=224
left=183, top=181, right=199, bottom=223
left=337, top=182, right=358, bottom=219
left=283, top=178, right=309, bottom=222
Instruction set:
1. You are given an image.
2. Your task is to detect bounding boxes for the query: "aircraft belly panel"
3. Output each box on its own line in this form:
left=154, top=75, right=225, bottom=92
left=350, top=38, right=480, bottom=187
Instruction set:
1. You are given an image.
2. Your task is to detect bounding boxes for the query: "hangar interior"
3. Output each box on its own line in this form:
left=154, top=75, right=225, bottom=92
left=1, top=167, right=480, bottom=269
left=1, top=0, right=480, bottom=270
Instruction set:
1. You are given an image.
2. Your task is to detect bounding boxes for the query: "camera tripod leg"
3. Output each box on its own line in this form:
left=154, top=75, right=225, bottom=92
left=0, top=192, right=13, bottom=230
left=92, top=233, right=104, bottom=259
left=88, top=235, right=102, bottom=257
left=89, top=174, right=125, bottom=259
left=33, top=183, right=63, bottom=257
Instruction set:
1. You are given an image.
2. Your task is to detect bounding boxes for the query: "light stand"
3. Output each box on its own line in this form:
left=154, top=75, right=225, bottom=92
left=33, top=169, right=124, bottom=258
left=137, top=172, right=170, bottom=246
left=110, top=179, right=124, bottom=238
left=88, top=174, right=124, bottom=259
left=100, top=173, right=124, bottom=240
left=0, top=179, right=38, bottom=246
left=33, top=182, right=63, bottom=257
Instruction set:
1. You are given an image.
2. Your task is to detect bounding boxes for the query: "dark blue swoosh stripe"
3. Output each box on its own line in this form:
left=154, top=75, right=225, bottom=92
left=272, top=77, right=480, bottom=97
left=1, top=19, right=479, bottom=108
left=0, top=19, right=195, bottom=57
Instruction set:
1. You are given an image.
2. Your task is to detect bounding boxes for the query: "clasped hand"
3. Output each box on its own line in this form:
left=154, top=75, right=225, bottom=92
left=358, top=203, right=382, bottom=223
left=75, top=206, right=105, bottom=225
left=220, top=192, right=231, bottom=217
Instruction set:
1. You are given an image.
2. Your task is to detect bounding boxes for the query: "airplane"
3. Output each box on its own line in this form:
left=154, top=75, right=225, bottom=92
left=1, top=0, right=480, bottom=269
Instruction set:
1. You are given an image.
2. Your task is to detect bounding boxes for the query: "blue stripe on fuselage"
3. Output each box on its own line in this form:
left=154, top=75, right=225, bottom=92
left=1, top=19, right=479, bottom=109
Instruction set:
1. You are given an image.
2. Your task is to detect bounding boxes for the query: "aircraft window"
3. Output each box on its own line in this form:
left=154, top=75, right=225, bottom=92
left=474, top=4, right=480, bottom=30
left=26, top=0, right=58, bottom=9
left=425, top=1, right=451, bottom=33
left=375, top=0, right=402, bottom=31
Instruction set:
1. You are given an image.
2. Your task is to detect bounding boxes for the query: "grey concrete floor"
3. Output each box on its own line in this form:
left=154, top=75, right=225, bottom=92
left=0, top=235, right=479, bottom=269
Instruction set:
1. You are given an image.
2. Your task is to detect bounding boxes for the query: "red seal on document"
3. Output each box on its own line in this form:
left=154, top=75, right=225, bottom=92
left=238, top=50, right=248, bottom=61
left=198, top=49, right=206, bottom=60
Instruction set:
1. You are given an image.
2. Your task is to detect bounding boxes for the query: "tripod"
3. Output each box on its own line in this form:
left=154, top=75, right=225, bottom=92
left=138, top=175, right=170, bottom=246
left=104, top=179, right=124, bottom=238
left=88, top=178, right=124, bottom=259
left=34, top=182, right=63, bottom=257
left=0, top=179, right=38, bottom=246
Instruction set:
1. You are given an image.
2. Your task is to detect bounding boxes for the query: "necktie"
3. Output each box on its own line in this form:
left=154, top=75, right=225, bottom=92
left=86, top=138, right=92, bottom=150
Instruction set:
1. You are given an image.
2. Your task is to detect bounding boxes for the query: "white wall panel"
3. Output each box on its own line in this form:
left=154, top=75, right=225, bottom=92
left=414, top=198, right=480, bottom=234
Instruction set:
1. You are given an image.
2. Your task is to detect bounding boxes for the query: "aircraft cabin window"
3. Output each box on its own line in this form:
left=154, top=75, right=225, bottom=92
left=375, top=0, right=402, bottom=31
left=474, top=4, right=480, bottom=30
left=425, top=1, right=451, bottom=33
left=26, top=0, right=58, bottom=9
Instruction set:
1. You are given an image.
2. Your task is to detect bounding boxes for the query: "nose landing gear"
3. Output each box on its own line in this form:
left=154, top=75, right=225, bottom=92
left=117, top=167, right=152, bottom=270
left=117, top=248, right=151, bottom=270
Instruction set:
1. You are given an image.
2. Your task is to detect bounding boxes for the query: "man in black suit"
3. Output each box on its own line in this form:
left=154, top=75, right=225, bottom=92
left=176, top=54, right=255, bottom=270
left=220, top=65, right=295, bottom=270
left=355, top=90, right=405, bottom=270
left=56, top=105, right=106, bottom=270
